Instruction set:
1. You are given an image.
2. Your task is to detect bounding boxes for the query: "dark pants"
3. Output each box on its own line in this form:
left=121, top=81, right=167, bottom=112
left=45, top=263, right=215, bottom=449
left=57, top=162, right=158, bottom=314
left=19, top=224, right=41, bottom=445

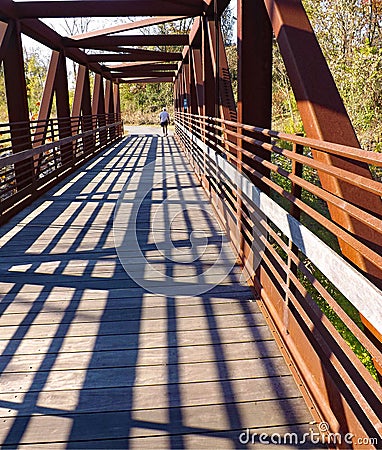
left=161, top=120, right=168, bottom=135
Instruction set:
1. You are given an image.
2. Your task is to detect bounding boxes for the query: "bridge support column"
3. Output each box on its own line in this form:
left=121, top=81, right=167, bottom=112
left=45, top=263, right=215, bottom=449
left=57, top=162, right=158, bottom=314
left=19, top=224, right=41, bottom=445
left=190, top=48, right=204, bottom=116
left=92, top=73, right=107, bottom=146
left=202, top=16, right=215, bottom=118
left=72, top=65, right=93, bottom=155
left=105, top=79, right=115, bottom=140
left=181, top=59, right=191, bottom=113
left=174, top=75, right=180, bottom=111
left=188, top=50, right=198, bottom=115
left=54, top=51, right=72, bottom=165
left=113, top=81, right=121, bottom=136
left=237, top=0, right=272, bottom=192
left=264, top=0, right=382, bottom=281
left=35, top=50, right=72, bottom=165
left=206, top=19, right=237, bottom=123
left=3, top=20, right=34, bottom=191
left=264, top=0, right=382, bottom=381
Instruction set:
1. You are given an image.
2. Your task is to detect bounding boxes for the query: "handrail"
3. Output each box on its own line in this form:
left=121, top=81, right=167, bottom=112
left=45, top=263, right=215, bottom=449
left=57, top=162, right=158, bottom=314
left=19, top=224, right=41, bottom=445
left=0, top=121, right=122, bottom=168
left=0, top=114, right=123, bottom=224
left=199, top=113, right=382, bottom=166
left=175, top=111, right=382, bottom=446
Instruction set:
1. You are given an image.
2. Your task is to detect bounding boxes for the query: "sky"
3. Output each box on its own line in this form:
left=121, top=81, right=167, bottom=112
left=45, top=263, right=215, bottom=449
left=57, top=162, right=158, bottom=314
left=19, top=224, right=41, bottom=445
left=19, top=0, right=237, bottom=54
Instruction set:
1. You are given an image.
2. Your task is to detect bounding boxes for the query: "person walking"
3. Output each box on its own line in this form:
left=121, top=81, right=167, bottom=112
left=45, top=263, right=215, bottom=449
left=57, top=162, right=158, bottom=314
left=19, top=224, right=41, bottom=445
left=159, top=107, right=170, bottom=136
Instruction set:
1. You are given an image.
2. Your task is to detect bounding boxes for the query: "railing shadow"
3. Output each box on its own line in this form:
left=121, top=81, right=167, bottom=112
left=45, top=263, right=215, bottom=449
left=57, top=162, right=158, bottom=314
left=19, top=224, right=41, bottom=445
left=0, top=133, right=319, bottom=448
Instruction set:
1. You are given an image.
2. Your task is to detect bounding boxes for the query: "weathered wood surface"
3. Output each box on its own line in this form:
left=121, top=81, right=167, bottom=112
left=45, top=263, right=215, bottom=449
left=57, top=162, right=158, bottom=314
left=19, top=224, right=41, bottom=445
left=0, top=133, right=316, bottom=448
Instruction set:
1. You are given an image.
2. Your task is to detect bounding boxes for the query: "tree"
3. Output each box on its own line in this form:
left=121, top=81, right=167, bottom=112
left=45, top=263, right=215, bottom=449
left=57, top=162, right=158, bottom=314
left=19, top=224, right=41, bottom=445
left=270, top=0, right=382, bottom=152
left=0, top=66, right=8, bottom=123
left=221, top=5, right=235, bottom=45
left=24, top=49, right=48, bottom=119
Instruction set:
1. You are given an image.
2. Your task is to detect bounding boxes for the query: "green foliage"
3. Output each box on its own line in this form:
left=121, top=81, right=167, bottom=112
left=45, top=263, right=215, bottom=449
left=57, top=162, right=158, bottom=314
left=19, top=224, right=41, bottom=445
left=301, top=0, right=382, bottom=153
left=225, top=45, right=238, bottom=103
left=120, top=82, right=174, bottom=124
left=24, top=49, right=48, bottom=119
left=0, top=48, right=47, bottom=123
left=272, top=40, right=305, bottom=133
left=0, top=66, right=7, bottom=123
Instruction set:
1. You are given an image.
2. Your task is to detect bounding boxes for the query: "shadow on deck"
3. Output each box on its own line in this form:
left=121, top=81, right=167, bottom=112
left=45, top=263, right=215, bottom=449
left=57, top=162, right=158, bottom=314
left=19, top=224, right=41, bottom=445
left=0, top=134, right=320, bottom=448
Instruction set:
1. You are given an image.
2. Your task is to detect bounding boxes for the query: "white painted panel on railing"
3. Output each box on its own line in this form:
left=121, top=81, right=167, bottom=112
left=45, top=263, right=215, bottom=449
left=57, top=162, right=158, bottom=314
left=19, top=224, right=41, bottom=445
left=177, top=121, right=382, bottom=335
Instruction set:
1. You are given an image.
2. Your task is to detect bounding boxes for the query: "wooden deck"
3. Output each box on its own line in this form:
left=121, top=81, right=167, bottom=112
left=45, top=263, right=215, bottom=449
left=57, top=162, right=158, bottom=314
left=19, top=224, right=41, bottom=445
left=0, top=131, right=317, bottom=448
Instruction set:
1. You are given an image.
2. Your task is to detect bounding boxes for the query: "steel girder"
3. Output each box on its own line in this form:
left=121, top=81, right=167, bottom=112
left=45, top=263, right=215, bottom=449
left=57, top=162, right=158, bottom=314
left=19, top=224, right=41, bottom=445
left=13, top=1, right=202, bottom=18
left=7, top=0, right=230, bottom=18
left=190, top=48, right=204, bottom=116
left=92, top=74, right=108, bottom=146
left=107, top=63, right=178, bottom=72
left=201, top=16, right=215, bottom=118
left=206, top=17, right=237, bottom=122
left=237, top=0, right=272, bottom=193
left=72, top=65, right=94, bottom=154
left=239, top=0, right=382, bottom=425
left=33, top=50, right=71, bottom=164
left=119, top=77, right=174, bottom=84
left=263, top=0, right=382, bottom=281
left=2, top=19, right=34, bottom=190
left=87, top=53, right=181, bottom=63
left=70, top=16, right=189, bottom=40
left=111, top=71, right=176, bottom=79
left=64, top=34, right=189, bottom=48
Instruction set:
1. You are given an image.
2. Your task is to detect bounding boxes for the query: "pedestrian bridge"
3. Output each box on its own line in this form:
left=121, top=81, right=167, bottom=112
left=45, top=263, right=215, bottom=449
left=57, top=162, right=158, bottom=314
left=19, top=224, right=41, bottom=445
left=0, top=129, right=318, bottom=448
left=0, top=0, right=382, bottom=448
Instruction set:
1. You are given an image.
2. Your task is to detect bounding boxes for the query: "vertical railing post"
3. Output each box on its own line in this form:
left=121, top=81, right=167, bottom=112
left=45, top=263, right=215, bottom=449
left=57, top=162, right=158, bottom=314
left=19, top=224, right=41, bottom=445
left=284, top=140, right=304, bottom=334
left=237, top=124, right=244, bottom=261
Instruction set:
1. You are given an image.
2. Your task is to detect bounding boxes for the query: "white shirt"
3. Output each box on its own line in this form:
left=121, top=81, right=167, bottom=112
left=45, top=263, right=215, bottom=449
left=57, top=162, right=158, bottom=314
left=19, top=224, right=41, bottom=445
left=159, top=111, right=170, bottom=123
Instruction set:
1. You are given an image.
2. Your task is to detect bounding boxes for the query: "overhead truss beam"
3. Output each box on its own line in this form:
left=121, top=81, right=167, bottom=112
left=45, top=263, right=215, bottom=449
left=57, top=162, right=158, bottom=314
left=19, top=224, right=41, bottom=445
left=111, top=71, right=175, bottom=78
left=71, top=16, right=189, bottom=40
left=119, top=77, right=173, bottom=84
left=87, top=53, right=182, bottom=63
left=106, top=63, right=178, bottom=72
left=64, top=34, right=189, bottom=48
left=12, top=1, right=203, bottom=18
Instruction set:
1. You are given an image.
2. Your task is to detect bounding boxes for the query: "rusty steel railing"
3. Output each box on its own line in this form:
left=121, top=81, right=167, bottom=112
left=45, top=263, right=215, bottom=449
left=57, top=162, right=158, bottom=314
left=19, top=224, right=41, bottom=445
left=175, top=111, right=382, bottom=446
left=0, top=113, right=123, bottom=224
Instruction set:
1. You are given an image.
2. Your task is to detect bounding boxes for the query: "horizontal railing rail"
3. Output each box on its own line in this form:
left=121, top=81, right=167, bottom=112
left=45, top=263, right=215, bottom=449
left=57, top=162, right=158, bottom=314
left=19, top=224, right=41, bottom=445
left=0, top=113, right=123, bottom=224
left=175, top=111, right=382, bottom=446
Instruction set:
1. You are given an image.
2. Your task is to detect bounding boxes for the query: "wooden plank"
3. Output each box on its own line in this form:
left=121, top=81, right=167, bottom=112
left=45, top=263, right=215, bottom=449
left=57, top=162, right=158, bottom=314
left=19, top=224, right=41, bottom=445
left=0, top=322, right=273, bottom=343
left=0, top=341, right=289, bottom=376
left=0, top=132, right=314, bottom=448
left=13, top=423, right=320, bottom=450
left=0, top=399, right=313, bottom=445
left=0, top=376, right=304, bottom=417
left=1, top=357, right=290, bottom=394
left=0, top=282, right=252, bottom=297
left=0, top=295, right=255, bottom=313
left=0, top=338, right=280, bottom=363
left=0, top=301, right=263, bottom=322
left=0, top=327, right=271, bottom=356
left=0, top=311, right=265, bottom=331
